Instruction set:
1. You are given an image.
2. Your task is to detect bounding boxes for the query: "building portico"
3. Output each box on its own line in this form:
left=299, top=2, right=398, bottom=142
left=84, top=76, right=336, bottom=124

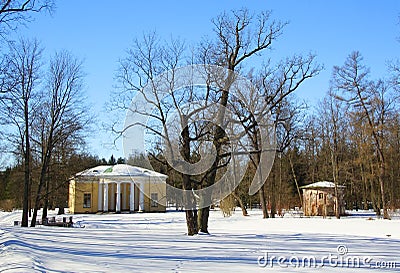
left=95, top=180, right=145, bottom=213
left=68, top=164, right=167, bottom=214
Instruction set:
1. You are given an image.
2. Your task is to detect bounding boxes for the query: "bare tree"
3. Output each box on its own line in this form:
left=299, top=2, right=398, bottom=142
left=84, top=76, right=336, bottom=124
left=317, top=92, right=347, bottom=219
left=114, top=9, right=319, bottom=234
left=232, top=55, right=321, bottom=219
left=0, top=38, right=42, bottom=226
left=332, top=51, right=394, bottom=219
left=30, top=50, right=88, bottom=226
left=197, top=8, right=287, bottom=229
left=0, top=0, right=54, bottom=39
left=111, top=32, right=204, bottom=234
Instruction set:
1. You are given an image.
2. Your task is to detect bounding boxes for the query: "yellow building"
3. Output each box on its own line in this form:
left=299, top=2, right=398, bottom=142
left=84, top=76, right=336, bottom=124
left=68, top=164, right=167, bottom=214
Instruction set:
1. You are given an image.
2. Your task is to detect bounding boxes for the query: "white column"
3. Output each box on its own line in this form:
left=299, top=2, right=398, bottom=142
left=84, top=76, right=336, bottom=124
left=130, top=182, right=135, bottom=212
left=122, top=183, right=127, bottom=210
left=139, top=182, right=145, bottom=211
left=110, top=183, right=115, bottom=211
left=97, top=180, right=103, bottom=211
left=103, top=183, right=109, bottom=212
left=116, top=182, right=121, bottom=213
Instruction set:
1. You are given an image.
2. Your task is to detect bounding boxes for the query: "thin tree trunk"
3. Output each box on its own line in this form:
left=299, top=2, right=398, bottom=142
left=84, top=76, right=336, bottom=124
left=369, top=161, right=380, bottom=215
left=278, top=154, right=282, bottom=215
left=28, top=187, right=32, bottom=218
left=360, top=163, right=369, bottom=210
left=232, top=191, right=248, bottom=216
left=31, top=144, right=52, bottom=227
left=330, top=148, right=340, bottom=219
left=270, top=171, right=276, bottom=218
left=41, top=179, right=50, bottom=223
left=356, top=85, right=389, bottom=219
left=378, top=159, right=390, bottom=219
left=390, top=165, right=395, bottom=211
left=289, top=155, right=302, bottom=206
left=252, top=141, right=269, bottom=218
left=21, top=102, right=31, bottom=227
left=21, top=154, right=29, bottom=227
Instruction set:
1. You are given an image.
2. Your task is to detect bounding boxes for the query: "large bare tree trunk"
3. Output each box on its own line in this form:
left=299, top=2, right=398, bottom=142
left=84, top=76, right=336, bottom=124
left=198, top=206, right=210, bottom=233
left=185, top=210, right=197, bottom=236
left=259, top=184, right=269, bottom=219
left=181, top=123, right=198, bottom=235
left=182, top=176, right=197, bottom=236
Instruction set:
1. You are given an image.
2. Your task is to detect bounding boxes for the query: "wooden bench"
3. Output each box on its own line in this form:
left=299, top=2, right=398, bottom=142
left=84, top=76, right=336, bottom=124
left=44, top=216, right=73, bottom=227
left=289, top=207, right=304, bottom=217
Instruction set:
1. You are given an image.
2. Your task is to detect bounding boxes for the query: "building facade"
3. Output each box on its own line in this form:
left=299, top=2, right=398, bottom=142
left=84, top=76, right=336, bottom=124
left=68, top=164, right=167, bottom=213
left=301, top=181, right=345, bottom=217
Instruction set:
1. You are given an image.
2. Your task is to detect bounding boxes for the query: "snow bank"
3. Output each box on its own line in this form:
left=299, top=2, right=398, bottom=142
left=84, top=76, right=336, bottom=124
left=1, top=209, right=399, bottom=272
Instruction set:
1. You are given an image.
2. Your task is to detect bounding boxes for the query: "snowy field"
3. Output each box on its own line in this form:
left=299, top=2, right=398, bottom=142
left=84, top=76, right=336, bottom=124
left=0, top=209, right=399, bottom=272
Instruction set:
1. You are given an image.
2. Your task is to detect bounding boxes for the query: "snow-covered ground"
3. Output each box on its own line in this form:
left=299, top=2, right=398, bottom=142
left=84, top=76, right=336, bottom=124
left=0, top=209, right=399, bottom=272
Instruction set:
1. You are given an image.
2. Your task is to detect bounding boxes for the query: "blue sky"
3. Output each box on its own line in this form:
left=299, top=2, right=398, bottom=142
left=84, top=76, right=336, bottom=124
left=12, top=0, right=400, bottom=160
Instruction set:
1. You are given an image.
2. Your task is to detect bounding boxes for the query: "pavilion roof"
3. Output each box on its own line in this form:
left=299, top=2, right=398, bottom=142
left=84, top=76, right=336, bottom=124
left=75, top=164, right=168, bottom=179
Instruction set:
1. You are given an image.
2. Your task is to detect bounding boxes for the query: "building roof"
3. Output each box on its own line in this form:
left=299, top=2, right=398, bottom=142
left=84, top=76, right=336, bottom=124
left=300, top=181, right=345, bottom=189
left=75, top=164, right=168, bottom=179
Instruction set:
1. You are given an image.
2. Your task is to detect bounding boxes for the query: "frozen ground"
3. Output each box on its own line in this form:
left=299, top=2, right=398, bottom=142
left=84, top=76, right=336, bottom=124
left=0, top=209, right=399, bottom=272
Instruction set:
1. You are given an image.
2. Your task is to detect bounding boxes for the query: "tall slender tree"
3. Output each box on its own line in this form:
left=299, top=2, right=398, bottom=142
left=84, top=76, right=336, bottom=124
left=30, top=50, right=88, bottom=226
left=0, top=38, right=42, bottom=226
left=332, top=51, right=394, bottom=219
